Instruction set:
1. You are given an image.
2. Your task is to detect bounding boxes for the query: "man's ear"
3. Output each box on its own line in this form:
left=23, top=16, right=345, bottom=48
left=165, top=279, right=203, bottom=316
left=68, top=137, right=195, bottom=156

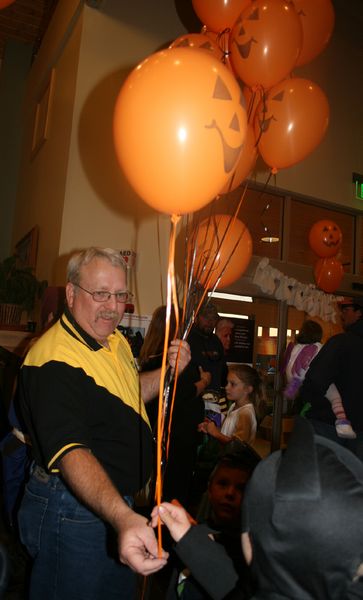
left=241, top=532, right=253, bottom=565
left=66, top=282, right=75, bottom=309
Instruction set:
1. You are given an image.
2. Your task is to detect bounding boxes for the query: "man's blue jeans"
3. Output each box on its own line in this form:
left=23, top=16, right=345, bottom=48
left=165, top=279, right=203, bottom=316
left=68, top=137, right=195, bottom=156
left=18, top=467, right=137, bottom=600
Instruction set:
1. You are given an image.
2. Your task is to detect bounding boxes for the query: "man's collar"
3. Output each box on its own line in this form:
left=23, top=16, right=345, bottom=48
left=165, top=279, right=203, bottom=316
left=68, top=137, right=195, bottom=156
left=61, top=305, right=113, bottom=351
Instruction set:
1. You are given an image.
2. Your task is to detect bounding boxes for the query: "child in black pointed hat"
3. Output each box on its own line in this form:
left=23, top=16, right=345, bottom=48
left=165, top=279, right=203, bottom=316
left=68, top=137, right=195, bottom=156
left=152, top=417, right=363, bottom=599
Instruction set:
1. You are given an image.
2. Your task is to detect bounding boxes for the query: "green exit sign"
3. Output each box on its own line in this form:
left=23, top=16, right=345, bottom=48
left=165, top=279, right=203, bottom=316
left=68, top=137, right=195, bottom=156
left=353, top=172, right=363, bottom=200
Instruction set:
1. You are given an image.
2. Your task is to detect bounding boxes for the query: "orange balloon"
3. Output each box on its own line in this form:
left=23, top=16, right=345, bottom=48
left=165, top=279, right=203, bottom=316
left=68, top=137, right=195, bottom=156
left=169, top=32, right=224, bottom=62
left=190, top=214, right=253, bottom=288
left=308, top=220, right=342, bottom=258
left=192, top=0, right=252, bottom=32
left=219, top=124, right=258, bottom=193
left=229, top=0, right=303, bottom=90
left=314, top=257, right=344, bottom=293
left=114, top=48, right=247, bottom=215
left=255, top=77, right=329, bottom=170
left=293, top=0, right=335, bottom=66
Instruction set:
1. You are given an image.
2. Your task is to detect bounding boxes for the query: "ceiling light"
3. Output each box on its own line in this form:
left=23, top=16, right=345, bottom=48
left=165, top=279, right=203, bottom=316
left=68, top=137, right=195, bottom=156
left=261, top=235, right=280, bottom=243
left=219, top=312, right=249, bottom=320
left=208, top=292, right=253, bottom=302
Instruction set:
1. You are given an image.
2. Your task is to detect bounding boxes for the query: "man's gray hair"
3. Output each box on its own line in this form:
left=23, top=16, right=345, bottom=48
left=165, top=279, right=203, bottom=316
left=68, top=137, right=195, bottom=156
left=67, top=247, right=126, bottom=285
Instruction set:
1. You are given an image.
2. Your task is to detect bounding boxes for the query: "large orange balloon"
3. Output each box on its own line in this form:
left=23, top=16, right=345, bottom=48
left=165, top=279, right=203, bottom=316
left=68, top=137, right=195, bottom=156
left=190, top=214, right=253, bottom=288
left=255, top=78, right=329, bottom=170
left=309, top=220, right=342, bottom=258
left=169, top=32, right=223, bottom=62
left=293, top=0, right=335, bottom=66
left=229, top=0, right=303, bottom=90
left=192, top=0, right=252, bottom=33
left=314, top=257, right=344, bottom=293
left=114, top=48, right=247, bottom=215
left=219, top=124, right=258, bottom=193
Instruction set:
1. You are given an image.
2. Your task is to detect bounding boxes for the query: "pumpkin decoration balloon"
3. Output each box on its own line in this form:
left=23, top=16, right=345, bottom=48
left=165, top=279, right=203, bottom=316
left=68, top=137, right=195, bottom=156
left=292, top=0, right=335, bottom=66
left=309, top=220, right=342, bottom=258
left=255, top=77, right=329, bottom=171
left=314, top=257, right=344, bottom=293
left=229, top=0, right=303, bottom=90
left=114, top=47, right=247, bottom=216
left=192, top=0, right=252, bottom=33
left=189, top=213, right=253, bottom=290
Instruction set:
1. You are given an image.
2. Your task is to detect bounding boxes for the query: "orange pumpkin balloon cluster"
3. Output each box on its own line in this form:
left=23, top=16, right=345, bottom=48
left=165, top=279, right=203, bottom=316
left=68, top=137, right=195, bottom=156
left=187, top=0, right=335, bottom=181
left=309, top=220, right=344, bottom=293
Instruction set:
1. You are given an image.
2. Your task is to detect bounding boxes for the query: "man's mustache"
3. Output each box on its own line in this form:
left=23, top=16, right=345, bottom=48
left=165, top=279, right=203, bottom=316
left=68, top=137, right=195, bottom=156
left=96, top=310, right=119, bottom=320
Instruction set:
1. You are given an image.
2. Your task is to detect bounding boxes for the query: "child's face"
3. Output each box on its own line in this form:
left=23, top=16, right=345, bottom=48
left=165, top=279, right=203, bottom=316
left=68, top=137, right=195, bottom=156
left=226, top=372, right=252, bottom=403
left=208, top=466, right=250, bottom=525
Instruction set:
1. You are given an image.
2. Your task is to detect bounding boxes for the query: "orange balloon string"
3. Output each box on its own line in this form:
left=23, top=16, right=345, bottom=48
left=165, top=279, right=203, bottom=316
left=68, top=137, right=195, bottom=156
left=155, top=213, right=180, bottom=558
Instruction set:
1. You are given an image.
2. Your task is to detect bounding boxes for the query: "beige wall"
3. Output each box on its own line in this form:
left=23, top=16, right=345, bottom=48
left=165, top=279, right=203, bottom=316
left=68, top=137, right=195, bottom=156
left=11, top=0, right=363, bottom=316
left=12, top=0, right=83, bottom=286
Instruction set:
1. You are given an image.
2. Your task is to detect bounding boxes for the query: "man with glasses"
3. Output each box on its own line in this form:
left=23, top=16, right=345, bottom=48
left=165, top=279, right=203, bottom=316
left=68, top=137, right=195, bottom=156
left=17, top=247, right=191, bottom=600
left=300, top=297, right=363, bottom=461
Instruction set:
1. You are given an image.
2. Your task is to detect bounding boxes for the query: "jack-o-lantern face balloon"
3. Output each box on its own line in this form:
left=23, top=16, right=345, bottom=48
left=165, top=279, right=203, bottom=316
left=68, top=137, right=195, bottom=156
left=254, top=77, right=329, bottom=170
left=229, top=0, right=302, bottom=90
left=309, top=220, right=342, bottom=258
left=114, top=48, right=247, bottom=215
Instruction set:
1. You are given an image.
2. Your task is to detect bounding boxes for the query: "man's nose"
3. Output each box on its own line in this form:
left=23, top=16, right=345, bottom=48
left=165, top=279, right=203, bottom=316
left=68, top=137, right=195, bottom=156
left=104, top=294, right=118, bottom=309
left=225, top=486, right=236, bottom=498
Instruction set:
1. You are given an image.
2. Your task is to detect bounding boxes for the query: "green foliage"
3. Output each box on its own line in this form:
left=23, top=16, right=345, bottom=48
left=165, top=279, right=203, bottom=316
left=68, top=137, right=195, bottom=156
left=0, top=255, right=47, bottom=312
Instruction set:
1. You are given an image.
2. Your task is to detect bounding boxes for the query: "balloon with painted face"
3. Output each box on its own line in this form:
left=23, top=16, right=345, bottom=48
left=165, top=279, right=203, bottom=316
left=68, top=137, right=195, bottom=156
left=254, top=77, right=329, bottom=170
left=192, top=0, right=252, bottom=33
left=314, top=257, right=344, bottom=293
left=293, top=0, right=335, bottom=66
left=114, top=48, right=247, bottom=215
left=229, top=0, right=303, bottom=90
left=309, top=220, right=342, bottom=258
left=219, top=124, right=258, bottom=193
left=189, top=214, right=253, bottom=288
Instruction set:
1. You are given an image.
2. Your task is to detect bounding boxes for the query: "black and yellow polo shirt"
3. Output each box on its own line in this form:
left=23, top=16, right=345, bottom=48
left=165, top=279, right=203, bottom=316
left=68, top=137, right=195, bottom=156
left=19, top=308, right=153, bottom=495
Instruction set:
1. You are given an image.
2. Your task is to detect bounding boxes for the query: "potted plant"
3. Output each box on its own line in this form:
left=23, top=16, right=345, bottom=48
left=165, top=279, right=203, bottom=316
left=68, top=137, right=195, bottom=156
left=0, top=255, right=47, bottom=327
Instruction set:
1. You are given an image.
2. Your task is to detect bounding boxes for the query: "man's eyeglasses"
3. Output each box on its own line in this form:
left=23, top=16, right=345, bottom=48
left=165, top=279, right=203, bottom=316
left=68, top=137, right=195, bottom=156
left=74, top=283, right=134, bottom=303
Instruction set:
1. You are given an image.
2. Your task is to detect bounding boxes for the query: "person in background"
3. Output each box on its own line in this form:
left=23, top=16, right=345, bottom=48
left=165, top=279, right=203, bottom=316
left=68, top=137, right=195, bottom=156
left=17, top=247, right=191, bottom=600
left=199, top=365, right=266, bottom=447
left=188, top=303, right=227, bottom=401
left=138, top=305, right=211, bottom=507
left=282, top=319, right=355, bottom=438
left=215, top=318, right=234, bottom=355
left=299, top=302, right=363, bottom=459
left=152, top=417, right=363, bottom=600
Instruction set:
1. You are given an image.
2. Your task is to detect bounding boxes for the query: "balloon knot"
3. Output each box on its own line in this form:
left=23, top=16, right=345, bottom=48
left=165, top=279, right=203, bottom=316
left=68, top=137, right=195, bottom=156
left=271, top=167, right=278, bottom=175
